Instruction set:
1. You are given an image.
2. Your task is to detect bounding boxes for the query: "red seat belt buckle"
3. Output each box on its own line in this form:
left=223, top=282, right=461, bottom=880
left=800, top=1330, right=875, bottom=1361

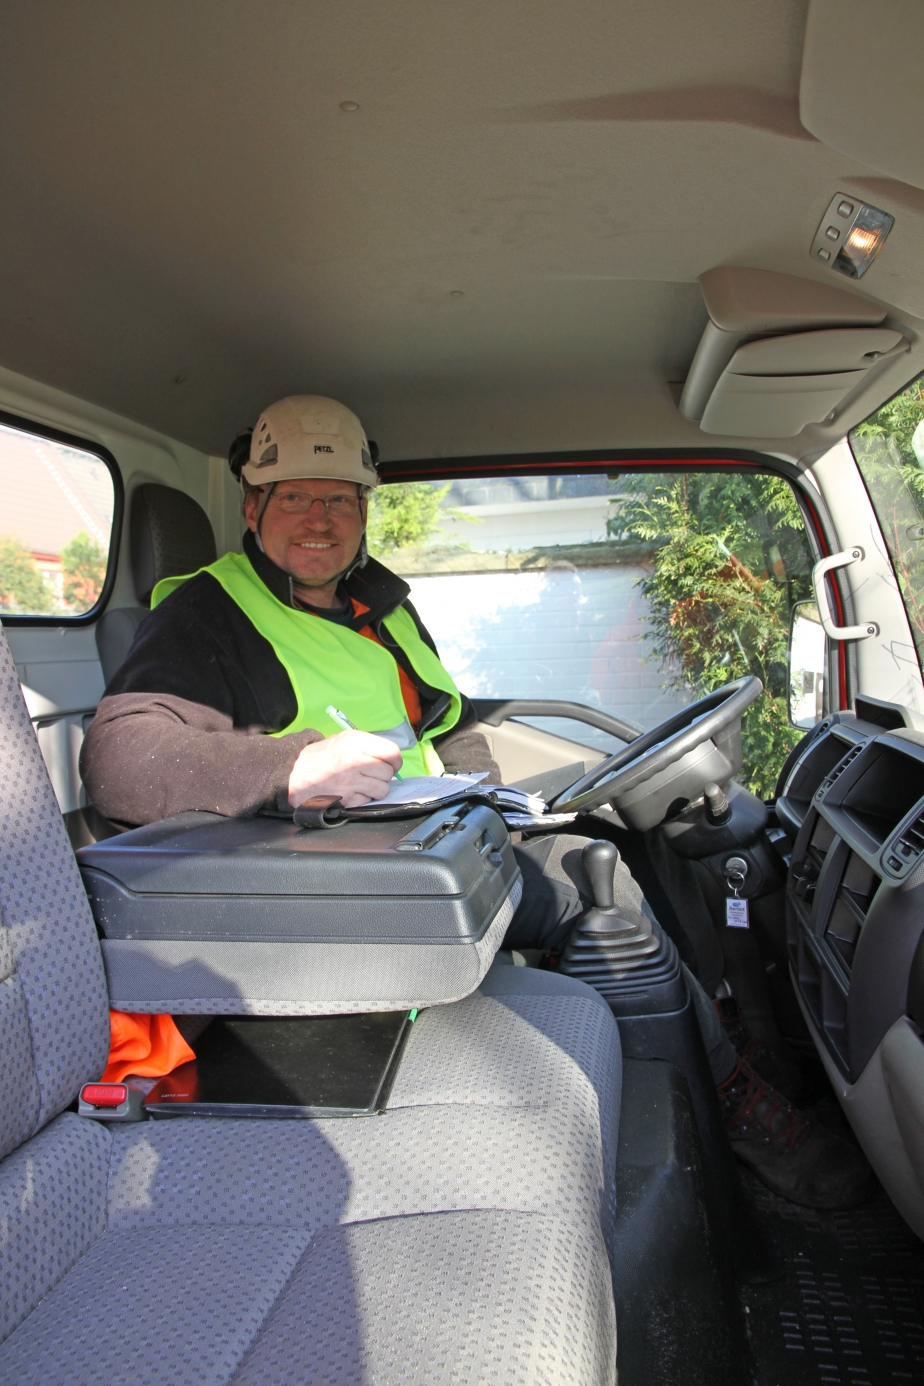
left=81, top=1084, right=127, bottom=1107
left=78, top=1083, right=145, bottom=1122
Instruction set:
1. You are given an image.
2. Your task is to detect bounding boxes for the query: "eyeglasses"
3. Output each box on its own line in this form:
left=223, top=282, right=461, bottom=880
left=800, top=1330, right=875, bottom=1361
left=267, top=490, right=364, bottom=517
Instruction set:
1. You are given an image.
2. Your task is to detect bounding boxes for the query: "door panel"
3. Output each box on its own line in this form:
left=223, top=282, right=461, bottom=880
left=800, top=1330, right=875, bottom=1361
left=473, top=718, right=605, bottom=786
left=7, top=625, right=104, bottom=813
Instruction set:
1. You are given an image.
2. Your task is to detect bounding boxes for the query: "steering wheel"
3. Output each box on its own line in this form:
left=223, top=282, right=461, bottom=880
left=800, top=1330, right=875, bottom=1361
left=550, top=676, right=763, bottom=818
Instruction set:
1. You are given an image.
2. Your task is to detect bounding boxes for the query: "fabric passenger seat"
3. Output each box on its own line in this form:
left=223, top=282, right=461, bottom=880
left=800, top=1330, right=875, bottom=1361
left=0, top=628, right=620, bottom=1384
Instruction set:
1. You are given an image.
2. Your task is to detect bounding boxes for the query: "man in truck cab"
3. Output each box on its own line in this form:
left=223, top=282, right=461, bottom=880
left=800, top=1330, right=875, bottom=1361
left=81, top=394, right=871, bottom=1210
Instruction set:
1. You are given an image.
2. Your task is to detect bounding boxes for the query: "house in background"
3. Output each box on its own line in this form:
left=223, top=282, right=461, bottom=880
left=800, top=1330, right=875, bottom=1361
left=435, top=474, right=616, bottom=551
left=0, top=425, right=113, bottom=610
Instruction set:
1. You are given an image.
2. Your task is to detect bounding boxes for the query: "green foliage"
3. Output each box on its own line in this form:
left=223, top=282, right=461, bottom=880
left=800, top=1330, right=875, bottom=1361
left=0, top=534, right=54, bottom=613
left=853, top=375, right=924, bottom=471
left=614, top=473, right=813, bottom=798
left=367, top=482, right=449, bottom=554
left=61, top=531, right=107, bottom=609
left=367, top=481, right=476, bottom=554
left=850, top=376, right=924, bottom=655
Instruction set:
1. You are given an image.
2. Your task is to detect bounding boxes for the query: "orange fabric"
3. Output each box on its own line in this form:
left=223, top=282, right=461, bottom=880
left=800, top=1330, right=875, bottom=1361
left=357, top=625, right=422, bottom=728
left=101, top=1011, right=196, bottom=1083
left=349, top=597, right=423, bottom=727
left=295, top=595, right=423, bottom=729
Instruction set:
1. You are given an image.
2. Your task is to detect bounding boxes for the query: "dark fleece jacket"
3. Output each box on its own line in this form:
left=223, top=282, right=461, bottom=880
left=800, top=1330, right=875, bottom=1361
left=81, top=531, right=500, bottom=826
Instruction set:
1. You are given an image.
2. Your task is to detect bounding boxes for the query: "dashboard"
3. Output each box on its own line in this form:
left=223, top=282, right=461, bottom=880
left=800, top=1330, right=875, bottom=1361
left=780, top=715, right=924, bottom=1081
left=776, top=706, right=924, bottom=1236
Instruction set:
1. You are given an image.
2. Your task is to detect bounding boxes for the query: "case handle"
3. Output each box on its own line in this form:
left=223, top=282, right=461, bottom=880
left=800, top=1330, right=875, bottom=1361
left=811, top=547, right=879, bottom=641
left=293, top=796, right=347, bottom=828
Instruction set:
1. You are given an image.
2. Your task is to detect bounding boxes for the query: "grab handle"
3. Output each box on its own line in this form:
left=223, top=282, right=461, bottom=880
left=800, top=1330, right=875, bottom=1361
left=811, top=548, right=879, bottom=641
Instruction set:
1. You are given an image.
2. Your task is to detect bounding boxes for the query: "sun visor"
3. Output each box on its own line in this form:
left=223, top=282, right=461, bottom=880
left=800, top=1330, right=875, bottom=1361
left=801, top=0, right=924, bottom=192
left=720, top=329, right=904, bottom=377
left=701, top=328, right=905, bottom=436
left=679, top=268, right=903, bottom=437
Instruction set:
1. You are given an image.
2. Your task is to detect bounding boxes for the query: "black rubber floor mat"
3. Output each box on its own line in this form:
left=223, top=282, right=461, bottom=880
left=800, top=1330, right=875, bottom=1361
left=741, top=1172, right=924, bottom=1385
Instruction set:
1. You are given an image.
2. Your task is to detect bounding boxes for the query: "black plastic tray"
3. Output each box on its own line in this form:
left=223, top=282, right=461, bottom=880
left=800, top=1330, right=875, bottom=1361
left=143, top=1010, right=414, bottom=1119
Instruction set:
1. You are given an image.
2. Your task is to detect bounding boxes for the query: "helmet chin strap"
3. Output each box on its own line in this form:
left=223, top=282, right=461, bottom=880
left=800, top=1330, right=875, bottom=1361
left=252, top=482, right=273, bottom=554
left=343, top=532, right=370, bottom=580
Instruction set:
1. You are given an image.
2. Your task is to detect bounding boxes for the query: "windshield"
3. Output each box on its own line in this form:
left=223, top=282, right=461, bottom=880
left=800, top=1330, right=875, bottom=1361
left=848, top=373, right=924, bottom=669
left=369, top=468, right=814, bottom=797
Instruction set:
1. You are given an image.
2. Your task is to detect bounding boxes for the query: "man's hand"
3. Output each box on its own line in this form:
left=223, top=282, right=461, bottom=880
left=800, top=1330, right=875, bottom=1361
left=288, top=730, right=403, bottom=809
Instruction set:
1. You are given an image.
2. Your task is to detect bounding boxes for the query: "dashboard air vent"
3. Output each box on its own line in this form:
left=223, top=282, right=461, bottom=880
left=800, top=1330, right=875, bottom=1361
left=814, top=744, right=863, bottom=801
left=886, top=809, right=924, bottom=878
left=897, top=813, right=924, bottom=858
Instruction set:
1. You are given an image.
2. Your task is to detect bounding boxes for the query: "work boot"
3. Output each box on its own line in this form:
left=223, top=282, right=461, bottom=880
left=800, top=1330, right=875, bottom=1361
left=714, top=995, right=804, bottom=1102
left=717, top=1056, right=874, bottom=1210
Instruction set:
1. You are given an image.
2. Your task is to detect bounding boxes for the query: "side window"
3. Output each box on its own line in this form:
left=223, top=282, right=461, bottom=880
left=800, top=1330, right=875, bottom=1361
left=0, top=416, right=119, bottom=621
left=848, top=373, right=924, bottom=671
left=369, top=468, right=815, bottom=796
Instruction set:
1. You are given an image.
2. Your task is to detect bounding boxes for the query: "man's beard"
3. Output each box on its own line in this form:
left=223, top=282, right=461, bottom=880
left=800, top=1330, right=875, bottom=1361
left=291, top=565, right=350, bottom=591
left=287, top=534, right=368, bottom=592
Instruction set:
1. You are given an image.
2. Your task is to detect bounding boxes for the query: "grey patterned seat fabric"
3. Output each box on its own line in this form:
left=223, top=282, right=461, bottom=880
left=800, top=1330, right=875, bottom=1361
left=0, top=627, right=620, bottom=1384
left=94, top=482, right=218, bottom=684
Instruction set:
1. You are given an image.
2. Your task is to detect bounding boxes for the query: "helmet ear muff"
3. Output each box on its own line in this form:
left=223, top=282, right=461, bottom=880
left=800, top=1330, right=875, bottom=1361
left=228, top=428, right=253, bottom=480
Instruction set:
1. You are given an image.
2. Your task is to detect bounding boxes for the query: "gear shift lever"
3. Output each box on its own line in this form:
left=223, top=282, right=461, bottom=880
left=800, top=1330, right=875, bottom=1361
left=583, top=839, right=617, bottom=911
left=559, top=839, right=660, bottom=977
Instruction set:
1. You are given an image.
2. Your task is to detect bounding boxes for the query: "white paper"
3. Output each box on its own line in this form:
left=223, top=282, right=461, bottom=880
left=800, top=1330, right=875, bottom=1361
left=503, top=812, right=578, bottom=830
left=357, top=774, right=561, bottom=830
left=360, top=772, right=488, bottom=808
left=478, top=784, right=547, bottom=814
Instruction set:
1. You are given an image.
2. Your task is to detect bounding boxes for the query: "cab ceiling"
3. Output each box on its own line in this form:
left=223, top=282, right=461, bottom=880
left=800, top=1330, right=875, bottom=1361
left=0, top=1, right=922, bottom=462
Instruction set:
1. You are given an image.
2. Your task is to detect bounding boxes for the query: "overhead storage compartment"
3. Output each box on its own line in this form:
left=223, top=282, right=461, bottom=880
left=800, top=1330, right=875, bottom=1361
left=701, top=369, right=868, bottom=438
left=680, top=268, right=906, bottom=438
left=700, top=327, right=905, bottom=437
left=721, top=328, right=904, bottom=377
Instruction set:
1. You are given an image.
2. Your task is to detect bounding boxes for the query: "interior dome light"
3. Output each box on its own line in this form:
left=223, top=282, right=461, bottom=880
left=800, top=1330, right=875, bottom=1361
left=810, top=194, right=893, bottom=279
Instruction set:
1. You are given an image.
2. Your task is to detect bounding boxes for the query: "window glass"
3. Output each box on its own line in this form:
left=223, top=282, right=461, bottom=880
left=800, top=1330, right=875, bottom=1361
left=848, top=373, right=924, bottom=672
left=0, top=420, right=115, bottom=617
left=368, top=468, right=814, bottom=796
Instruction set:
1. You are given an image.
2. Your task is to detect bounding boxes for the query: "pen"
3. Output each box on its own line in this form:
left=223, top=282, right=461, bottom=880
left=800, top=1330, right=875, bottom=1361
left=326, top=705, right=357, bottom=731
left=325, top=706, right=403, bottom=779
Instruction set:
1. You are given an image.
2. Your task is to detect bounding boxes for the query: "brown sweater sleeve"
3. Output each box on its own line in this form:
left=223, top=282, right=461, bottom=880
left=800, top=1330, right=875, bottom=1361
left=432, top=723, right=502, bottom=783
left=80, top=692, right=323, bottom=827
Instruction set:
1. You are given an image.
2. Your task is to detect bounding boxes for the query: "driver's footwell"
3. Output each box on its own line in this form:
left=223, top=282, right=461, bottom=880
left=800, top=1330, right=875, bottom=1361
left=741, top=1171, right=924, bottom=1385
left=612, top=1059, right=924, bottom=1385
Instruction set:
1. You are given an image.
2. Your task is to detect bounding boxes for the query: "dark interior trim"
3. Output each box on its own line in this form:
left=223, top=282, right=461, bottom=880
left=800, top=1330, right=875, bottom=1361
left=378, top=445, right=775, bottom=481
left=473, top=697, right=641, bottom=743
left=0, top=406, right=124, bottom=628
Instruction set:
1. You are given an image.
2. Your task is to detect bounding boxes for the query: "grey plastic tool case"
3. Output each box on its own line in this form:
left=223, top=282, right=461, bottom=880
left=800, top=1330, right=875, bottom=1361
left=77, top=803, right=522, bottom=1015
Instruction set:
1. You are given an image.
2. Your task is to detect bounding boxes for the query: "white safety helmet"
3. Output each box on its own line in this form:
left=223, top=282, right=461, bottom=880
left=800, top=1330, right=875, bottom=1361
left=242, top=395, right=379, bottom=490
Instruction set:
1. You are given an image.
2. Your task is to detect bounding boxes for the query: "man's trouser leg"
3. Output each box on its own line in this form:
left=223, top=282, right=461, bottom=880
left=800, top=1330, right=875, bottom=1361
left=506, top=833, right=737, bottom=1084
left=505, top=833, right=645, bottom=951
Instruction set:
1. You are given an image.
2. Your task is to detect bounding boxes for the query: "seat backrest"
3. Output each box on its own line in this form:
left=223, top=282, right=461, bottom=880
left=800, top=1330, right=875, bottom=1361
left=0, top=627, right=110, bottom=1160
left=130, top=482, right=217, bottom=606
left=95, top=483, right=218, bottom=684
left=95, top=606, right=150, bottom=686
